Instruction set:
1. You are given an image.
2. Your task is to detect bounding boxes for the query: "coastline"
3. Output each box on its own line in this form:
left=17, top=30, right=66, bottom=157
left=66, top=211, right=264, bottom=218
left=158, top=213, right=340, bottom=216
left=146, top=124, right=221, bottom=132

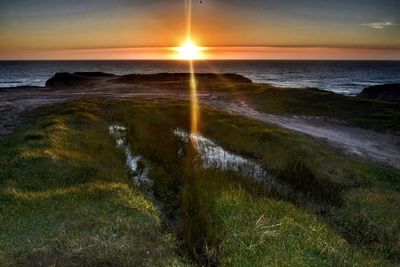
left=1, top=60, right=399, bottom=94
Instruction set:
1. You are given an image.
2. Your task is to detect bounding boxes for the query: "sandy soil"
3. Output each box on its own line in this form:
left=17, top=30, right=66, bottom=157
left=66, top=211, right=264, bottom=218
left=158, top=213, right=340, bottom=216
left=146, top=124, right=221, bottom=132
left=1, top=81, right=399, bottom=169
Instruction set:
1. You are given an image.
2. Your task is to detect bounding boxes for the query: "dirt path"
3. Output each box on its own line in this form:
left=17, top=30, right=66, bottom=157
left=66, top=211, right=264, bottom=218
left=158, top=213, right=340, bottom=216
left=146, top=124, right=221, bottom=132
left=206, top=99, right=400, bottom=168
left=1, top=85, right=399, bottom=168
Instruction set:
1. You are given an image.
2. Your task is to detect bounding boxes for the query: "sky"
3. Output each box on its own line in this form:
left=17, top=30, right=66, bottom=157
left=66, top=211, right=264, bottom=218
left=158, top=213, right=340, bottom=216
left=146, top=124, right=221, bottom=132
left=0, top=0, right=399, bottom=60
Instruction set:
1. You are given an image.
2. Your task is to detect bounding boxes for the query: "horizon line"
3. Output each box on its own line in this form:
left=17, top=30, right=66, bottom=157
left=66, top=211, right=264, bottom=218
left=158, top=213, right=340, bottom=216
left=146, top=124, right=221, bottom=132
left=1, top=59, right=400, bottom=62
left=1, top=46, right=399, bottom=61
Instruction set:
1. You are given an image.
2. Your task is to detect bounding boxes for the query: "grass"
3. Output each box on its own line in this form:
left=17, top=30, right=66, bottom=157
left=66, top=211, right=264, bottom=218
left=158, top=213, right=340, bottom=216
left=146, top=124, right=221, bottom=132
left=1, top=98, right=399, bottom=266
left=194, top=81, right=400, bottom=132
left=240, top=85, right=400, bottom=132
left=106, top=75, right=400, bottom=132
left=215, top=188, right=380, bottom=266
left=332, top=188, right=400, bottom=262
left=0, top=101, right=185, bottom=266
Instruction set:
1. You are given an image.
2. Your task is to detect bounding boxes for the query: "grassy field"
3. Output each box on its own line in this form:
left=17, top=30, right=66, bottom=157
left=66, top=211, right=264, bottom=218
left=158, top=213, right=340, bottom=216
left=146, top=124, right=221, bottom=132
left=0, top=101, right=185, bottom=266
left=90, top=74, right=400, bottom=132
left=182, top=79, right=400, bottom=132
left=235, top=84, right=400, bottom=132
left=1, top=98, right=399, bottom=266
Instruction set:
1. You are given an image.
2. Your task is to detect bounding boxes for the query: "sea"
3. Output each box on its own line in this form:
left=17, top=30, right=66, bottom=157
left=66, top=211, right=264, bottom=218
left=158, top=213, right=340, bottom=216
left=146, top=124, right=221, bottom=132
left=0, top=60, right=399, bottom=95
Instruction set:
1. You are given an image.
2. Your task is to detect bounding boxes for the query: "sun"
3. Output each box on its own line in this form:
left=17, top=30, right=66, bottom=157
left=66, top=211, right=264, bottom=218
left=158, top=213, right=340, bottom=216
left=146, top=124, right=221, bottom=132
left=176, top=40, right=204, bottom=60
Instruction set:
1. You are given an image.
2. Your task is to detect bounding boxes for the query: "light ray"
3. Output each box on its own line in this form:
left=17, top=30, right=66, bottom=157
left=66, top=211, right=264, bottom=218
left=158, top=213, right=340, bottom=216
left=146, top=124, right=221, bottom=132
left=186, top=0, right=192, bottom=41
left=189, top=60, right=199, bottom=135
left=184, top=0, right=200, bottom=138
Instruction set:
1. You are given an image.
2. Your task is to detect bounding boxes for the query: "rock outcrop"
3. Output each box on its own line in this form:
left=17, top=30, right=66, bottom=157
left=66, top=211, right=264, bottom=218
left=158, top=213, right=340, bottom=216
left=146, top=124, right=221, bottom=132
left=45, top=72, right=252, bottom=87
left=115, top=73, right=253, bottom=84
left=357, top=84, right=400, bottom=103
left=45, top=72, right=115, bottom=87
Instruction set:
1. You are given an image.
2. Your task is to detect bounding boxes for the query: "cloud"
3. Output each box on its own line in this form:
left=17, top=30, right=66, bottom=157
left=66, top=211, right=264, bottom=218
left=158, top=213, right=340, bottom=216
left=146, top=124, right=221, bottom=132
left=362, top=21, right=397, bottom=29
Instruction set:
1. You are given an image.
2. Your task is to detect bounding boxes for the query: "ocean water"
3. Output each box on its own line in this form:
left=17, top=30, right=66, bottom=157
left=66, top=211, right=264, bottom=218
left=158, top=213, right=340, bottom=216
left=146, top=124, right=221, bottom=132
left=0, top=60, right=399, bottom=95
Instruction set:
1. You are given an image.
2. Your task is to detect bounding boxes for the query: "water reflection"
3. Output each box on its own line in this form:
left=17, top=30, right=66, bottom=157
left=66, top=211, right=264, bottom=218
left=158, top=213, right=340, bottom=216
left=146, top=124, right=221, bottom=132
left=109, top=125, right=153, bottom=195
left=174, top=128, right=268, bottom=181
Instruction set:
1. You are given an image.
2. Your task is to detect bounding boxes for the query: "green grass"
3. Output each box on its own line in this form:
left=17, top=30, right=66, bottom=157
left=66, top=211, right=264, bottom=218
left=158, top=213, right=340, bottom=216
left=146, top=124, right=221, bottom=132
left=110, top=77, right=400, bottom=132
left=216, top=188, right=380, bottom=266
left=332, top=189, right=400, bottom=262
left=197, top=82, right=400, bottom=132
left=244, top=85, right=400, bottom=132
left=0, top=101, right=185, bottom=266
left=1, top=98, right=399, bottom=266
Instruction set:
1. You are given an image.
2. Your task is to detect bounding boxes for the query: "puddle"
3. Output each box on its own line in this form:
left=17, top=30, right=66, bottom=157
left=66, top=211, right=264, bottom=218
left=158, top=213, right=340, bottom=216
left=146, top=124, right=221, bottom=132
left=174, top=128, right=271, bottom=181
left=109, top=125, right=295, bottom=202
left=109, top=125, right=153, bottom=195
left=174, top=128, right=298, bottom=199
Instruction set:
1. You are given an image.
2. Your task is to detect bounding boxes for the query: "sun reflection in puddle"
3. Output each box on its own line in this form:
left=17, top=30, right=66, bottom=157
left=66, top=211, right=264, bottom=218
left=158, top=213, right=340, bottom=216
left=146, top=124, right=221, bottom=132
left=109, top=125, right=291, bottom=198
left=174, top=128, right=269, bottom=181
